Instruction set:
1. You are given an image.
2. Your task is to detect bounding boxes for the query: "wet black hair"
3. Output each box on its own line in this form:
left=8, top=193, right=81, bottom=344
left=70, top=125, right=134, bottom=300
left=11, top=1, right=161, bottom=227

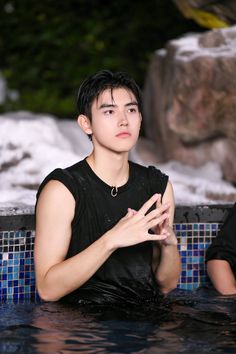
left=76, top=70, right=143, bottom=120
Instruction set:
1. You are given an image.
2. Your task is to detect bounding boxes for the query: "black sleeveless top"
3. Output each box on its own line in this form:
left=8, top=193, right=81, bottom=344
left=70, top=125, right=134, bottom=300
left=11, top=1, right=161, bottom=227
left=206, top=203, right=236, bottom=276
left=36, top=158, right=169, bottom=304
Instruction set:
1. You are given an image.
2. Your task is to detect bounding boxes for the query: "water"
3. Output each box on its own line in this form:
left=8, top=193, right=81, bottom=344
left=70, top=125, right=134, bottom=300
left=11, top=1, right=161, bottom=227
left=0, top=288, right=236, bottom=354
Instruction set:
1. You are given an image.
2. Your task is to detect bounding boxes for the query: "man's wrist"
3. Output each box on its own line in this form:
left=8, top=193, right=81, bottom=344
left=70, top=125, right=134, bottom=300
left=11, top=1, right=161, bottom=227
left=161, top=239, right=178, bottom=249
left=102, top=231, right=118, bottom=253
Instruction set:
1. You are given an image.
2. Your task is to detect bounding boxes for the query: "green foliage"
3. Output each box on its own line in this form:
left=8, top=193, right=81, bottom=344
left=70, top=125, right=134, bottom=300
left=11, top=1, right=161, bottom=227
left=0, top=0, right=203, bottom=117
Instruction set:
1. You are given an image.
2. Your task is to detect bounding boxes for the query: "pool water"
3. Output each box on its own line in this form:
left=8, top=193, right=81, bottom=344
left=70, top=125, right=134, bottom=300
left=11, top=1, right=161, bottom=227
left=0, top=288, right=236, bottom=354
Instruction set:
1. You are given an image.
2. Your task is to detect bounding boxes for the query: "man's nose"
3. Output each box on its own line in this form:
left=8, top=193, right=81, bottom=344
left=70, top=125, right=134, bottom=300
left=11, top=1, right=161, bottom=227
left=118, top=112, right=128, bottom=126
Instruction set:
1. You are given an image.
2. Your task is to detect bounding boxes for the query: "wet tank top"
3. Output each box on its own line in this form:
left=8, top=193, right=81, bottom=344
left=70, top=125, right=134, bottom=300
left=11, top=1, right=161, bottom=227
left=36, top=158, right=169, bottom=304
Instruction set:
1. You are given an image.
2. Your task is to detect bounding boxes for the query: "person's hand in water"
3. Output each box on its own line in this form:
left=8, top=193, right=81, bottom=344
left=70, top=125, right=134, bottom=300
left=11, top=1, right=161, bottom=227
left=106, top=194, right=170, bottom=249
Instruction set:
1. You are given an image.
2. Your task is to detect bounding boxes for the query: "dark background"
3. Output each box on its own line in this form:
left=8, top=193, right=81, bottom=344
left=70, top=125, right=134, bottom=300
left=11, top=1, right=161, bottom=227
left=0, top=0, right=204, bottom=118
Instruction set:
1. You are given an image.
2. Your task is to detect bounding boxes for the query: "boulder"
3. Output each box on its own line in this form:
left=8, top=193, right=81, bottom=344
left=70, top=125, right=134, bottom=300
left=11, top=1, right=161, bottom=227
left=143, top=26, right=236, bottom=183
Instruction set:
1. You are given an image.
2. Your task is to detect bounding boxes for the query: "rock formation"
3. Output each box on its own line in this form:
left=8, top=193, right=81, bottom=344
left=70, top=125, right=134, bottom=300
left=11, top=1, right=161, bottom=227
left=143, top=26, right=236, bottom=183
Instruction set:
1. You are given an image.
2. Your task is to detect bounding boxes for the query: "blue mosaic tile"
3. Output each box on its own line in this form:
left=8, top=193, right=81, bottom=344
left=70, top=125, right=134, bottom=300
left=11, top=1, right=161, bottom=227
left=174, top=222, right=222, bottom=290
left=0, top=223, right=222, bottom=300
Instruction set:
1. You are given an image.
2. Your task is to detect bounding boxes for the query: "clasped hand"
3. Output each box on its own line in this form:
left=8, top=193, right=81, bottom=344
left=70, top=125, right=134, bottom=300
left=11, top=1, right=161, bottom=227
left=153, top=193, right=177, bottom=247
left=107, top=194, right=171, bottom=249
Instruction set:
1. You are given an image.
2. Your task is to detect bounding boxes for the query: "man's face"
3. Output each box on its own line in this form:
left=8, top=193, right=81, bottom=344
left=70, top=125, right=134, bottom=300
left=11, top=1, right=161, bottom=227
left=89, top=87, right=142, bottom=153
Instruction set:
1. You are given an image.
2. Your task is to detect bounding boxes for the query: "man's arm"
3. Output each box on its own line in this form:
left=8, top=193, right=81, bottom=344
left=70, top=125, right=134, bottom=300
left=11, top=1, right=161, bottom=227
left=34, top=180, right=117, bottom=301
left=152, top=181, right=182, bottom=294
left=35, top=184, right=171, bottom=302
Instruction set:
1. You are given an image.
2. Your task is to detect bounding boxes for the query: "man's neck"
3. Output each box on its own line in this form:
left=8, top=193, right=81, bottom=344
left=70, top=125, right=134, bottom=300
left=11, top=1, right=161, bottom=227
left=86, top=151, right=129, bottom=187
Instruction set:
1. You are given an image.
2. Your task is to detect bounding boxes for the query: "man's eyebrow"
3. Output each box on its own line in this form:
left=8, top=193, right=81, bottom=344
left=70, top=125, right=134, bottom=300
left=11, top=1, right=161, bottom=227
left=99, top=101, right=138, bottom=109
left=99, top=103, right=116, bottom=109
left=125, top=101, right=138, bottom=107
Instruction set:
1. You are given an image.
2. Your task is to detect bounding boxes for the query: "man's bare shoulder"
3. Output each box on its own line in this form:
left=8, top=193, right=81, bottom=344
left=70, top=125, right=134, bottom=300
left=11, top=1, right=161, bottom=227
left=39, top=179, right=74, bottom=198
left=36, top=179, right=75, bottom=216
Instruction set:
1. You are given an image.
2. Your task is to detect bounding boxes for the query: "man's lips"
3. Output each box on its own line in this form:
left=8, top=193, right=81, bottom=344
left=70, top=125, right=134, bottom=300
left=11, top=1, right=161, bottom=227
left=115, top=132, right=131, bottom=138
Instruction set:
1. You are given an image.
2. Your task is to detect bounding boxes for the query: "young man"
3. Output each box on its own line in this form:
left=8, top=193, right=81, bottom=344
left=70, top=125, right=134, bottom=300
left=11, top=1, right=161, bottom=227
left=34, top=70, right=181, bottom=304
left=206, top=203, right=236, bottom=295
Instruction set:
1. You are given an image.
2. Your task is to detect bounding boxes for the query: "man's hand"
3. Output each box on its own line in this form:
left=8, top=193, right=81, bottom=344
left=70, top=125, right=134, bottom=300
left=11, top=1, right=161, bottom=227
left=153, top=194, right=177, bottom=247
left=106, top=194, right=171, bottom=250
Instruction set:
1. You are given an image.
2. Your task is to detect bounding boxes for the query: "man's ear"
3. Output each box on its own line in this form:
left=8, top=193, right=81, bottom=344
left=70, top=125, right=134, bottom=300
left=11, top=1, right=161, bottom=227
left=77, top=115, right=93, bottom=135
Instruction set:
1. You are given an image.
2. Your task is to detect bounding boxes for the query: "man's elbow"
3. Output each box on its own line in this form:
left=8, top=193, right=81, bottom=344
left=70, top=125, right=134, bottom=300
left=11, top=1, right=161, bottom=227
left=36, top=284, right=62, bottom=302
left=156, top=269, right=181, bottom=295
left=159, top=280, right=179, bottom=295
left=215, top=286, right=236, bottom=296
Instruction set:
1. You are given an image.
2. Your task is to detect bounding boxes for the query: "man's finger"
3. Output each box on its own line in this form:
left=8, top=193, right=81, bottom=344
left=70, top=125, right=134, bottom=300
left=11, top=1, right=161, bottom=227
left=156, top=194, right=162, bottom=208
left=145, top=203, right=170, bottom=222
left=138, top=194, right=160, bottom=216
left=147, top=212, right=169, bottom=230
left=147, top=233, right=168, bottom=240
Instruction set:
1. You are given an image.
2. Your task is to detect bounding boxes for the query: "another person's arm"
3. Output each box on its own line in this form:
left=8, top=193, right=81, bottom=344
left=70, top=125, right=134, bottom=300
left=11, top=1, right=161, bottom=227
left=207, top=260, right=236, bottom=295
left=206, top=203, right=236, bottom=295
left=152, top=182, right=182, bottom=294
left=35, top=181, right=171, bottom=302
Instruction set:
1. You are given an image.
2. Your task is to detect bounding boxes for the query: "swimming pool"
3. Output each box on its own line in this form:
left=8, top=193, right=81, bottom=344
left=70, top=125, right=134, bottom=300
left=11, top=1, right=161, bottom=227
left=1, top=204, right=235, bottom=353
left=1, top=288, right=235, bottom=353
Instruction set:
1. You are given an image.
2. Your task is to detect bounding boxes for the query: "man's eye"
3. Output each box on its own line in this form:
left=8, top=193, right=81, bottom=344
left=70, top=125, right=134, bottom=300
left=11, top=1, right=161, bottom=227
left=104, top=110, right=113, bottom=115
left=128, top=107, right=137, bottom=113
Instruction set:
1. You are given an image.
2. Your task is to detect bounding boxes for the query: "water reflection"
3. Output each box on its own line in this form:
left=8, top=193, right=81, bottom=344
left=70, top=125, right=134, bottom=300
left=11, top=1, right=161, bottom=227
left=30, top=300, right=184, bottom=353
left=31, top=303, right=112, bottom=353
left=0, top=289, right=236, bottom=354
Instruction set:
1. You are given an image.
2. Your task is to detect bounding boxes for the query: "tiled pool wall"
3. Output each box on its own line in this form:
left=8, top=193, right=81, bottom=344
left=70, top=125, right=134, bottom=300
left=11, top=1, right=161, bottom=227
left=0, top=204, right=233, bottom=302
